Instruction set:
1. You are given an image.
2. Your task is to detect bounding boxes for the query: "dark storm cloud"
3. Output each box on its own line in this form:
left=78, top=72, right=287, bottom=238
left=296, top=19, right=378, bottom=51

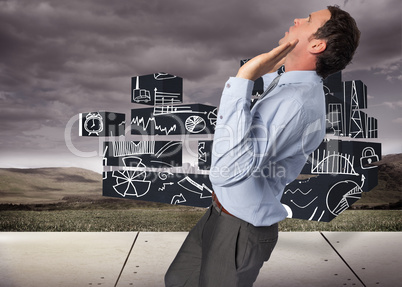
left=0, top=0, right=401, bottom=168
left=0, top=0, right=284, bottom=123
left=346, top=0, right=401, bottom=71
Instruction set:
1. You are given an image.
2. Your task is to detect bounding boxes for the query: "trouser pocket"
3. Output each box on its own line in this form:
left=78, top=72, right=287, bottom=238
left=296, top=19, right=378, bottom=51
left=258, top=235, right=278, bottom=262
left=236, top=223, right=278, bottom=271
left=254, top=223, right=279, bottom=262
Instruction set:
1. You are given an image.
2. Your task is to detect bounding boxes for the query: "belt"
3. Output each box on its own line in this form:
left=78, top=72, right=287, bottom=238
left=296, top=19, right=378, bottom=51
left=212, top=192, right=234, bottom=217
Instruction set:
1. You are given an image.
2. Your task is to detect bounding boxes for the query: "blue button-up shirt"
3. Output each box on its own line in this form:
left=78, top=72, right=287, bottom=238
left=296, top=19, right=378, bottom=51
left=209, top=71, right=326, bottom=226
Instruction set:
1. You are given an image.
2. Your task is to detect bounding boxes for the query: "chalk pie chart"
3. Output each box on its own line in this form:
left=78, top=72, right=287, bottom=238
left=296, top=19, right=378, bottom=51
left=185, top=116, right=206, bottom=133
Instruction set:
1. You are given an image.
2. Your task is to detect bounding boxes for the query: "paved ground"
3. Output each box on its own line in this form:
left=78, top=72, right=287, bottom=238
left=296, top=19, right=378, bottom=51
left=0, top=232, right=400, bottom=286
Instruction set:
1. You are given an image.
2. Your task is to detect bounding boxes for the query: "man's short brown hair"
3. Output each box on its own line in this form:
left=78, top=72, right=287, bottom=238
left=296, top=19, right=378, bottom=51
left=314, top=5, right=361, bottom=79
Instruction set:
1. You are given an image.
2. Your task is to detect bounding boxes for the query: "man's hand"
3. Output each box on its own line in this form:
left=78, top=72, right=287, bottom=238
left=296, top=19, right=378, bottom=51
left=236, top=40, right=299, bottom=81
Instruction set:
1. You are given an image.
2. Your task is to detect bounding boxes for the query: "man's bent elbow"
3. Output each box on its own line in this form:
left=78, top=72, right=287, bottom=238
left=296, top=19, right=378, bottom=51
left=208, top=164, right=252, bottom=188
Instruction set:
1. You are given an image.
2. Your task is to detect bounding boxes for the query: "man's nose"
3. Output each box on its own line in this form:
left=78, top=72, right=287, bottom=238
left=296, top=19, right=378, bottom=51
left=294, top=18, right=300, bottom=25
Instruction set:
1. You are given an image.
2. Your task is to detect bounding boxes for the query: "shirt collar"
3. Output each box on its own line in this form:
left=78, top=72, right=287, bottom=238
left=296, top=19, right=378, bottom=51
left=277, top=70, right=322, bottom=87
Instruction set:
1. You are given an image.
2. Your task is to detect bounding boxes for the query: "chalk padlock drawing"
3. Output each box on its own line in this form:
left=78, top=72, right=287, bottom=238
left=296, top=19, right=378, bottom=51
left=360, top=147, right=379, bottom=169
left=79, top=67, right=381, bottom=222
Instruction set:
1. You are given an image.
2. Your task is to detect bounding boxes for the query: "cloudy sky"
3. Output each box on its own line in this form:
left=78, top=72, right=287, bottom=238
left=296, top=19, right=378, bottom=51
left=1, top=0, right=401, bottom=173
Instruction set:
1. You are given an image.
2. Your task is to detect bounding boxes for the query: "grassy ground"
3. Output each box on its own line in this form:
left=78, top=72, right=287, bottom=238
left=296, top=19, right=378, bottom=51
left=0, top=208, right=400, bottom=232
left=1, top=166, right=400, bottom=232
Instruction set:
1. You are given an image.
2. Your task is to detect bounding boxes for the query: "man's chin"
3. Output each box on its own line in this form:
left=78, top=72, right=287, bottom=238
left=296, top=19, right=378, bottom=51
left=278, top=34, right=288, bottom=45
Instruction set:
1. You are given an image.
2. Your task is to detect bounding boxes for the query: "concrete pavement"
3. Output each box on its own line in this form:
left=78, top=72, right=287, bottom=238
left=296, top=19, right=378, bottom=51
left=0, top=232, right=401, bottom=286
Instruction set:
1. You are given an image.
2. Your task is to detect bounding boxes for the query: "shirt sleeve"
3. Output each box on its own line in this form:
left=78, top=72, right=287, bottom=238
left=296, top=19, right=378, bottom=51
left=209, top=76, right=306, bottom=188
left=209, top=77, right=253, bottom=187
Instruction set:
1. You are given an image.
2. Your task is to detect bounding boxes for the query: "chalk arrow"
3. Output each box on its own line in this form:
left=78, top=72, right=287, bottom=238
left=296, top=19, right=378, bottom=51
left=178, top=176, right=212, bottom=199
left=198, top=142, right=207, bottom=162
left=360, top=174, right=366, bottom=189
left=158, top=182, right=174, bottom=191
left=171, top=193, right=186, bottom=205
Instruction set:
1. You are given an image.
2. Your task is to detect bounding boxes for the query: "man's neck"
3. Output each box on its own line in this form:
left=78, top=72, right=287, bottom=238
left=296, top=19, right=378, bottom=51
left=284, top=53, right=316, bottom=73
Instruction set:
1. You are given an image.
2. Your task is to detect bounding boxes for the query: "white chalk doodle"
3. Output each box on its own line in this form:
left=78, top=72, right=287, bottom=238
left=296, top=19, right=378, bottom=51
left=178, top=176, right=212, bottom=199
left=131, top=116, right=177, bottom=135
left=326, top=180, right=363, bottom=216
left=171, top=193, right=186, bottom=205
left=311, top=149, right=358, bottom=176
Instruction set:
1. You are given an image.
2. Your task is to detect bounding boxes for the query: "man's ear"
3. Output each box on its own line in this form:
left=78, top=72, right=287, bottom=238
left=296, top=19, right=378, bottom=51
left=308, top=39, right=327, bottom=54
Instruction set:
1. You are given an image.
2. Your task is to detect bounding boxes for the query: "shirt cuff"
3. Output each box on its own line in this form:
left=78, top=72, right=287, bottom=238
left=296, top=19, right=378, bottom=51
left=213, top=77, right=253, bottom=134
left=222, top=77, right=254, bottom=100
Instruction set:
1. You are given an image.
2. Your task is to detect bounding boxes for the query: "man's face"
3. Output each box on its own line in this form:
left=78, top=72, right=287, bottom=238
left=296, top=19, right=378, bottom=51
left=279, top=9, right=331, bottom=46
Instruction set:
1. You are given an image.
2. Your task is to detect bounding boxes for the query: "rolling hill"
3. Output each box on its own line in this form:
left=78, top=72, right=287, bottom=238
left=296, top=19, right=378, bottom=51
left=355, top=153, right=402, bottom=209
left=0, top=167, right=102, bottom=205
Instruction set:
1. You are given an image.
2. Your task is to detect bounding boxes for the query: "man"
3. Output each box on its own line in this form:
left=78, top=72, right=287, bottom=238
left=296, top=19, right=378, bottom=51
left=165, top=5, right=360, bottom=287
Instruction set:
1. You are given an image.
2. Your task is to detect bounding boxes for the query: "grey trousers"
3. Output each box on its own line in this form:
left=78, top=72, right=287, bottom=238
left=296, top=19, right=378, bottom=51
left=165, top=202, right=278, bottom=287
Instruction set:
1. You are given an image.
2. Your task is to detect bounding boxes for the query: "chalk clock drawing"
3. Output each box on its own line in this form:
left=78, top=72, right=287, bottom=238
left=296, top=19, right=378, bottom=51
left=84, top=112, right=103, bottom=136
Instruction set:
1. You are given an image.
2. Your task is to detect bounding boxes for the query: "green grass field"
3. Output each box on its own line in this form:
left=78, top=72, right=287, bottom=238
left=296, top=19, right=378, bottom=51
left=0, top=208, right=400, bottom=232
